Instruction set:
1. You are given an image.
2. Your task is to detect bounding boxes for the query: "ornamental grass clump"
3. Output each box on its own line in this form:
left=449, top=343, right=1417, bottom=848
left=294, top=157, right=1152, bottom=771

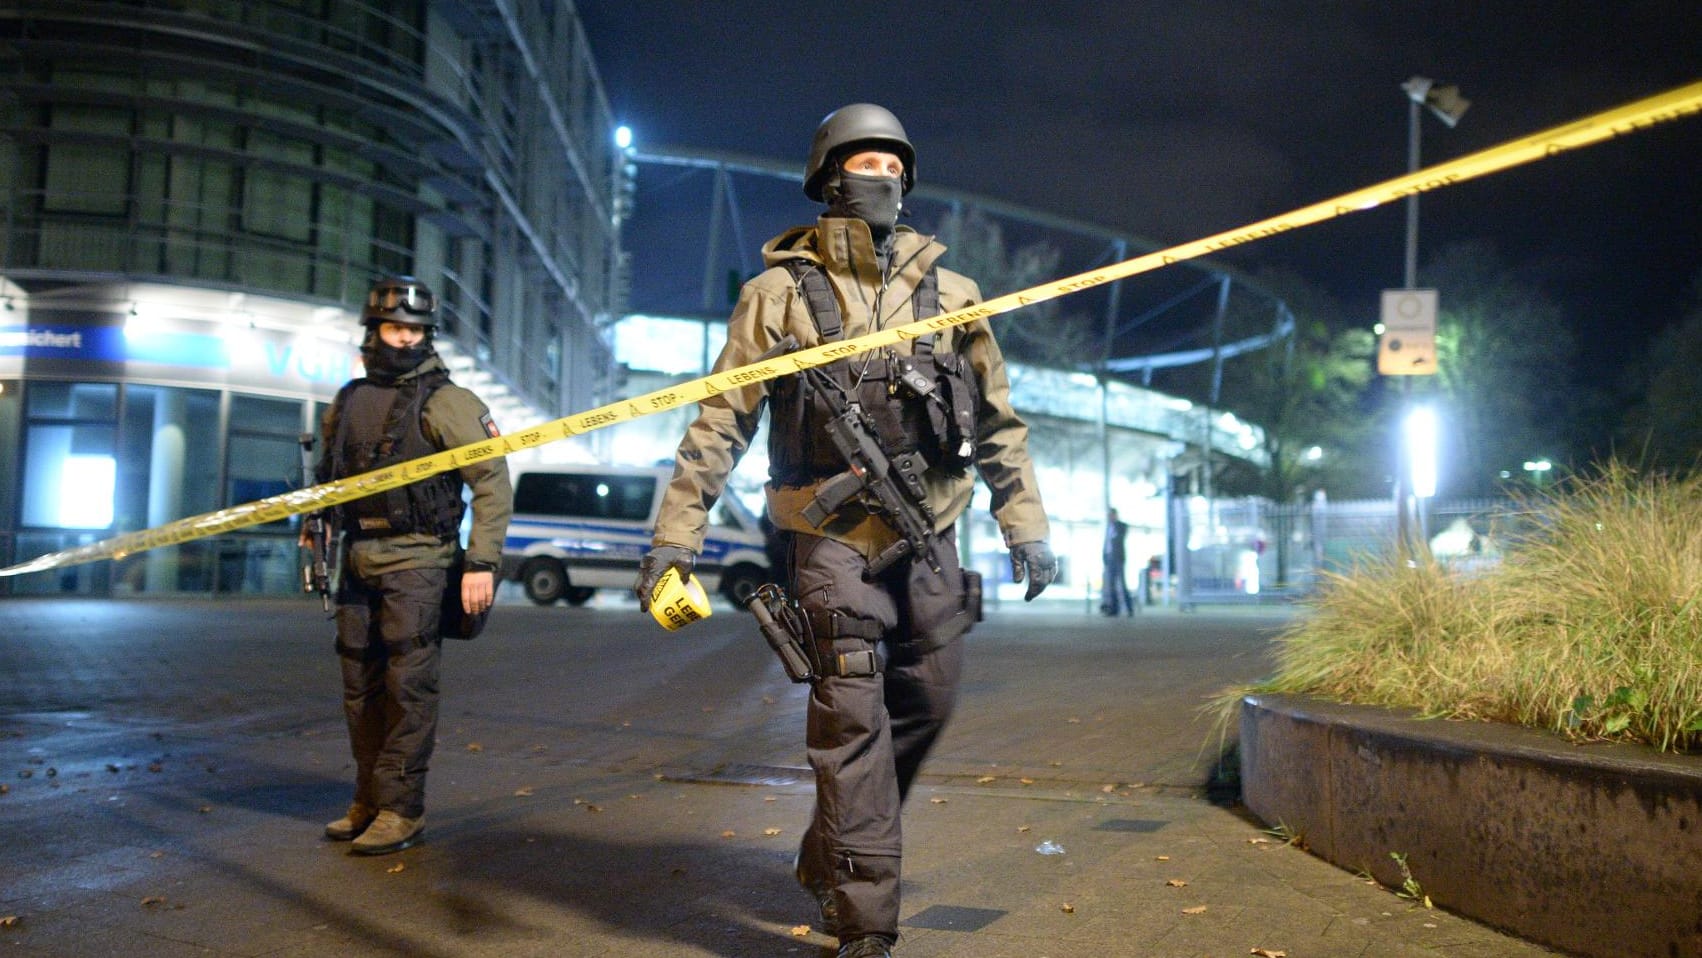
left=1233, top=463, right=1702, bottom=753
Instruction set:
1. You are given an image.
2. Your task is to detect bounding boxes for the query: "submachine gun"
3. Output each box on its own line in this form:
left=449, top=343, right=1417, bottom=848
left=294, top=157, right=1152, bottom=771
left=297, top=433, right=336, bottom=615
left=741, top=339, right=950, bottom=680
left=790, top=349, right=942, bottom=579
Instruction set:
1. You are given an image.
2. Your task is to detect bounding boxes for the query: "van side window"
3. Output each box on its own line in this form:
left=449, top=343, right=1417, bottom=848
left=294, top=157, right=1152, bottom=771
left=515, top=473, right=656, bottom=521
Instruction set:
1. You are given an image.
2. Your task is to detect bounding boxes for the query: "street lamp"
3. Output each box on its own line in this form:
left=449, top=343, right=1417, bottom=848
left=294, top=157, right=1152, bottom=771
left=1401, top=77, right=1470, bottom=287
left=1391, top=76, right=1467, bottom=558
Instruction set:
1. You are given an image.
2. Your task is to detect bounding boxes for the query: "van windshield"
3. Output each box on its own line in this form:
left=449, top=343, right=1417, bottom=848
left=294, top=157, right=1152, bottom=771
left=515, top=473, right=655, bottom=521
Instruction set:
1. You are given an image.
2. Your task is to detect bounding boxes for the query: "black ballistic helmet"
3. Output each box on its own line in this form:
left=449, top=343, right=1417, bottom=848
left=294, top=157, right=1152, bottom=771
left=803, top=103, right=916, bottom=202
left=362, top=275, right=439, bottom=328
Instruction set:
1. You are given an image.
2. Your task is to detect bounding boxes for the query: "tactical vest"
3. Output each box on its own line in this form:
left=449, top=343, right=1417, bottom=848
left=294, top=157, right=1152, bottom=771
left=325, top=369, right=466, bottom=541
left=768, top=259, right=979, bottom=486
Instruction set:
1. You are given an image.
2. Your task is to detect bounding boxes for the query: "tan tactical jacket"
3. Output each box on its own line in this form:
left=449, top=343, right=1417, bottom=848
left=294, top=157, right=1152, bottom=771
left=653, top=216, right=1050, bottom=563
left=321, top=354, right=513, bottom=578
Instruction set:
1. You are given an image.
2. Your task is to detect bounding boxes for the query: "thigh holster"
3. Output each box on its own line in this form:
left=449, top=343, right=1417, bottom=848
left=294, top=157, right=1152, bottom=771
left=806, top=611, right=884, bottom=678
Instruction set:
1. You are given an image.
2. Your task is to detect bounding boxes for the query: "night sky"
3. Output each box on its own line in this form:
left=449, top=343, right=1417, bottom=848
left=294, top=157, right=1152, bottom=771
left=578, top=2, right=1701, bottom=379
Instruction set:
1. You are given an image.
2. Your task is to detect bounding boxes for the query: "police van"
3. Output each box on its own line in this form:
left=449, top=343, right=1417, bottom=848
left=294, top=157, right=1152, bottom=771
left=500, top=464, right=773, bottom=607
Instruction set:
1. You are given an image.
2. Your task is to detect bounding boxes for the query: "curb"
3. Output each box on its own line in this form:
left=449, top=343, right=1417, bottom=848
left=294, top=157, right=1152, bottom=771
left=1238, top=693, right=1702, bottom=958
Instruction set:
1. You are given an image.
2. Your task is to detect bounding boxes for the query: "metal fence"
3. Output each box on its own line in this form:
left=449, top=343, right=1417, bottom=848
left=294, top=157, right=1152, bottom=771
left=1168, top=495, right=1523, bottom=609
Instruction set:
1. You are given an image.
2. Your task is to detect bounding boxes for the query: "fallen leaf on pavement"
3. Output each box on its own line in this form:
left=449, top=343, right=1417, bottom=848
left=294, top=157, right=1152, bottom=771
left=1251, top=948, right=1287, bottom=957
left=764, top=828, right=782, bottom=836
left=721, top=830, right=736, bottom=838
left=1060, top=903, right=1075, bottom=913
left=387, top=862, right=405, bottom=874
left=514, top=787, right=534, bottom=796
left=1166, top=879, right=1188, bottom=887
left=1247, top=837, right=1271, bottom=845
left=929, top=796, right=947, bottom=804
left=1156, top=855, right=1170, bottom=861
left=1182, top=905, right=1207, bottom=915
left=1, top=916, right=19, bottom=928
left=977, top=776, right=997, bottom=784
left=790, top=925, right=811, bottom=937
left=465, top=743, right=483, bottom=752
left=1019, top=778, right=1035, bottom=785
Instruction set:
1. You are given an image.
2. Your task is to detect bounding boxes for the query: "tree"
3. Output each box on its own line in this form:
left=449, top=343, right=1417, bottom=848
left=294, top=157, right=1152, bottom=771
left=1209, top=269, right=1382, bottom=500
left=1621, top=270, right=1702, bottom=473
left=1421, top=240, right=1580, bottom=496
left=925, top=206, right=1101, bottom=368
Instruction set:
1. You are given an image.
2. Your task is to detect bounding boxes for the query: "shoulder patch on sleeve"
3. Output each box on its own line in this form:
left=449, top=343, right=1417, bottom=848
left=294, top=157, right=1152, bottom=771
left=480, top=412, right=500, bottom=438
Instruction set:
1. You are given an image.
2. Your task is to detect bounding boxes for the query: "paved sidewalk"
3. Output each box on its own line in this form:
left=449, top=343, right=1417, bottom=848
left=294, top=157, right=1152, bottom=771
left=0, top=597, right=1559, bottom=957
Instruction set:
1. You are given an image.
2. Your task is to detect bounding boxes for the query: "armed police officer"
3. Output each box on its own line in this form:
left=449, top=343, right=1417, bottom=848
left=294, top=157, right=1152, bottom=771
left=635, top=104, right=1057, bottom=958
left=310, top=275, right=512, bottom=855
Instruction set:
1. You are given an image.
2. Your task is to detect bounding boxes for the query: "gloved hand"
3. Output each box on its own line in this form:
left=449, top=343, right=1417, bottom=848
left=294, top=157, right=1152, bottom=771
left=635, top=544, right=697, bottom=611
left=1009, top=541, right=1058, bottom=602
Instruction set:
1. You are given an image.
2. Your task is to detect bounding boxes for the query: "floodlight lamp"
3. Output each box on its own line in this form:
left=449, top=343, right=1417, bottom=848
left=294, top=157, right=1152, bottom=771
left=1403, top=75, right=1470, bottom=128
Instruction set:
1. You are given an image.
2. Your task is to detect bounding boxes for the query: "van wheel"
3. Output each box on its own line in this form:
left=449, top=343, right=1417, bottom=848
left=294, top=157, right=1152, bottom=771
left=720, top=564, right=768, bottom=609
left=564, top=587, right=595, bottom=606
left=520, top=558, right=567, bottom=605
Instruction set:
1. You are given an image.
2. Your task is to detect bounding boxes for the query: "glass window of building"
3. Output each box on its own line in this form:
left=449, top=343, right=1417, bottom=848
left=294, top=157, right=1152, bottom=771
left=22, top=382, right=119, bottom=529
left=227, top=395, right=308, bottom=527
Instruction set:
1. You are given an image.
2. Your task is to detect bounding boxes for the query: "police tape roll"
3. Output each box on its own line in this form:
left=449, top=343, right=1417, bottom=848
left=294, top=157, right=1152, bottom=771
left=3, top=79, right=1699, bottom=579
left=649, top=567, right=711, bottom=631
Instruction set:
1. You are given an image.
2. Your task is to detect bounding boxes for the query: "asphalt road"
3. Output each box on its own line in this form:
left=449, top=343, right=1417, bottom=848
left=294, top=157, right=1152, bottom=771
left=0, top=594, right=1558, bottom=957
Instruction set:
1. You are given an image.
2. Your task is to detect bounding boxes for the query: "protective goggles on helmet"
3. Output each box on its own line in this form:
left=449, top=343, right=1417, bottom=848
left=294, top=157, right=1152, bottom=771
left=366, top=283, right=436, bottom=316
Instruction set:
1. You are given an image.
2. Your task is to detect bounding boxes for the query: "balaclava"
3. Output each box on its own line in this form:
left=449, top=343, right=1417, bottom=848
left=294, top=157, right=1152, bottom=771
left=823, top=165, right=904, bottom=244
left=360, top=326, right=434, bottom=384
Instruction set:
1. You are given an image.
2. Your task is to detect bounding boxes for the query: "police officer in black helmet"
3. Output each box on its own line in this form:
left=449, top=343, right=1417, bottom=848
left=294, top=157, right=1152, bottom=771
left=311, top=275, right=512, bottom=855
left=637, top=105, right=1057, bottom=957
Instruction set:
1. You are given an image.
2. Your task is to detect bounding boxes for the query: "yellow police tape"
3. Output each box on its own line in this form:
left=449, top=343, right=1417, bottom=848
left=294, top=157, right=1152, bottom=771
left=3, top=79, right=1698, bottom=579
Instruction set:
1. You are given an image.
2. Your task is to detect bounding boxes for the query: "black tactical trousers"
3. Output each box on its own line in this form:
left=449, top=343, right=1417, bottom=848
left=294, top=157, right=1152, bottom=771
left=790, top=530, right=973, bottom=942
left=334, top=566, right=446, bottom=819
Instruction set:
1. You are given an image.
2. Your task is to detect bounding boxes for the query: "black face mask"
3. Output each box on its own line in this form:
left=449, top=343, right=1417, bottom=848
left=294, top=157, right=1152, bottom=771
left=361, top=335, right=433, bottom=383
left=826, top=172, right=904, bottom=239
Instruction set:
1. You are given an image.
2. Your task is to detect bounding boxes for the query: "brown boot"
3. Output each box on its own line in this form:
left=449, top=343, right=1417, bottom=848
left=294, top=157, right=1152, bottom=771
left=323, top=803, right=376, bottom=841
left=349, top=810, right=425, bottom=855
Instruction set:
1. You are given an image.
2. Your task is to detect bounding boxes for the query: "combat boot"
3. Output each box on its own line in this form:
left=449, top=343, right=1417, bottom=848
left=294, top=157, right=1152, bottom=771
left=323, top=802, right=376, bottom=841
left=837, top=935, right=895, bottom=958
left=794, top=849, right=840, bottom=936
left=349, top=810, right=424, bottom=855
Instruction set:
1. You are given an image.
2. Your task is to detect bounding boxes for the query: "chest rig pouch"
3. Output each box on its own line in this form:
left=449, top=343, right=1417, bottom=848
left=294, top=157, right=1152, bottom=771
left=769, top=259, right=979, bottom=486
left=326, top=370, right=466, bottom=541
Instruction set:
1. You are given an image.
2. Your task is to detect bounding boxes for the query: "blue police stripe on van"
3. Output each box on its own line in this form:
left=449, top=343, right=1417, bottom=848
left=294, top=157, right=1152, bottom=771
left=504, top=517, right=741, bottom=564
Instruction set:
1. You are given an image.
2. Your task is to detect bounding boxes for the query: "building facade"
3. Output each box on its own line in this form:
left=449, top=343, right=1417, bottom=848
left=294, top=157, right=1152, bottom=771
left=0, top=1, right=629, bottom=595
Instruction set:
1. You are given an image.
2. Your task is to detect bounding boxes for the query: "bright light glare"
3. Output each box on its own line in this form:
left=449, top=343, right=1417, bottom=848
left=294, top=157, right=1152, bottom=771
left=614, top=126, right=633, bottom=150
left=1304, top=445, right=1323, bottom=462
left=1404, top=406, right=1438, bottom=499
left=61, top=454, right=116, bottom=528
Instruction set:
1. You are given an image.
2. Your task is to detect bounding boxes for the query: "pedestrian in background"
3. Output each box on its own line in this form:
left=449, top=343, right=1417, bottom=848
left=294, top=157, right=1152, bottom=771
left=634, top=104, right=1057, bottom=958
left=309, top=276, right=512, bottom=855
left=1101, top=506, right=1133, bottom=616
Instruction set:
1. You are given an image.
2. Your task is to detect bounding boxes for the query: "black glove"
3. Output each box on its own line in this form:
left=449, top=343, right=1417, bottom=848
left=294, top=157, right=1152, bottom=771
left=635, top=544, right=697, bottom=611
left=1009, top=541, right=1058, bottom=602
